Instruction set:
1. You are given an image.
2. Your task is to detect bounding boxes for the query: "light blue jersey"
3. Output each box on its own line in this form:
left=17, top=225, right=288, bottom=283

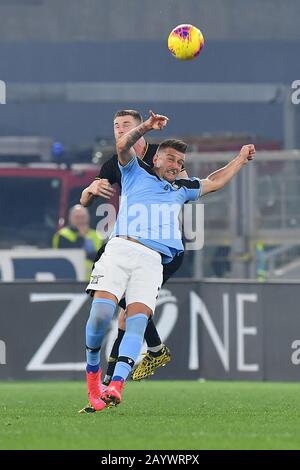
left=110, top=157, right=202, bottom=263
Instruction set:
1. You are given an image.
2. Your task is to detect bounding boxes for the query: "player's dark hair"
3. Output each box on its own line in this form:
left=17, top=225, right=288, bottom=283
left=157, top=139, right=188, bottom=154
left=114, top=110, right=143, bottom=123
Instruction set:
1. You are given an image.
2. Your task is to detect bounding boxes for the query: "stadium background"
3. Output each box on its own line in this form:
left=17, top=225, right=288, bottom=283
left=1, top=0, right=300, bottom=451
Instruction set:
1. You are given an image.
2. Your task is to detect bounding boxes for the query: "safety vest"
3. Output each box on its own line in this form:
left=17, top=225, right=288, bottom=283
left=53, top=227, right=103, bottom=280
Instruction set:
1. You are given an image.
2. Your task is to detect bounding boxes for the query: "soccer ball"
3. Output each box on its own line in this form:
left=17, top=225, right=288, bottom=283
left=168, top=24, right=204, bottom=61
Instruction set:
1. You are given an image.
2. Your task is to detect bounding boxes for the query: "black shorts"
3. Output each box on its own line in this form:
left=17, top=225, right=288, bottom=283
left=92, top=243, right=106, bottom=268
left=90, top=244, right=184, bottom=310
left=162, top=252, right=184, bottom=284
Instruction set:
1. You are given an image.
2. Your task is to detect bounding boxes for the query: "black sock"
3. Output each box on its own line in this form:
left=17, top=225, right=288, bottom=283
left=149, top=349, right=165, bottom=357
left=103, top=328, right=125, bottom=384
left=144, top=317, right=162, bottom=348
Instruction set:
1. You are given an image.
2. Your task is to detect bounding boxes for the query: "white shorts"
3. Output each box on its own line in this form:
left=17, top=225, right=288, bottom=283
left=86, top=237, right=163, bottom=313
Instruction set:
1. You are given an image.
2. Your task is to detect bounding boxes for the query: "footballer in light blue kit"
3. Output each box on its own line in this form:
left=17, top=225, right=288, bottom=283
left=84, top=111, right=256, bottom=411
left=111, top=154, right=201, bottom=263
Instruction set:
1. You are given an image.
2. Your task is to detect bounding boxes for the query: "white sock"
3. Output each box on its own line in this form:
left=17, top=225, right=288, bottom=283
left=148, top=344, right=163, bottom=353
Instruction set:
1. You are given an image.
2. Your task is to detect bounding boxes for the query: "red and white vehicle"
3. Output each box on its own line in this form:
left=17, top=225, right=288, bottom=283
left=0, top=137, right=116, bottom=248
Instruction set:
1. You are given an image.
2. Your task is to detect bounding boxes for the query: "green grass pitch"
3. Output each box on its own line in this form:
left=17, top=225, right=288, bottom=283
left=1, top=380, right=300, bottom=450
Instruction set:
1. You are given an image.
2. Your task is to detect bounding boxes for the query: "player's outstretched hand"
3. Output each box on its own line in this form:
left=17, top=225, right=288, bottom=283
left=239, top=144, right=256, bottom=164
left=147, top=110, right=169, bottom=130
left=88, top=179, right=115, bottom=199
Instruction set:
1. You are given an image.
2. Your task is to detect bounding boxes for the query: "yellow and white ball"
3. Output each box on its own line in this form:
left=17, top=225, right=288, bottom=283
left=168, top=24, right=205, bottom=61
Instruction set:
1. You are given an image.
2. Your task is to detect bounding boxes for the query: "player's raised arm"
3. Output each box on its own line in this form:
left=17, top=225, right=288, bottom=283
left=116, top=111, right=169, bottom=166
left=200, top=144, right=256, bottom=196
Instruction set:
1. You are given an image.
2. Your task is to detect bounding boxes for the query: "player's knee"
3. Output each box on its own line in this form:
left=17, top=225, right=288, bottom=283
left=94, top=290, right=118, bottom=304
left=87, top=298, right=117, bottom=332
left=127, top=302, right=152, bottom=318
left=125, top=314, right=148, bottom=337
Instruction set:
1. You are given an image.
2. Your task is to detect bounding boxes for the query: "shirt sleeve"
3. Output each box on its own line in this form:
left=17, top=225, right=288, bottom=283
left=97, top=157, right=118, bottom=185
left=182, top=178, right=203, bottom=202
left=117, top=156, right=142, bottom=189
left=118, top=155, right=138, bottom=171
